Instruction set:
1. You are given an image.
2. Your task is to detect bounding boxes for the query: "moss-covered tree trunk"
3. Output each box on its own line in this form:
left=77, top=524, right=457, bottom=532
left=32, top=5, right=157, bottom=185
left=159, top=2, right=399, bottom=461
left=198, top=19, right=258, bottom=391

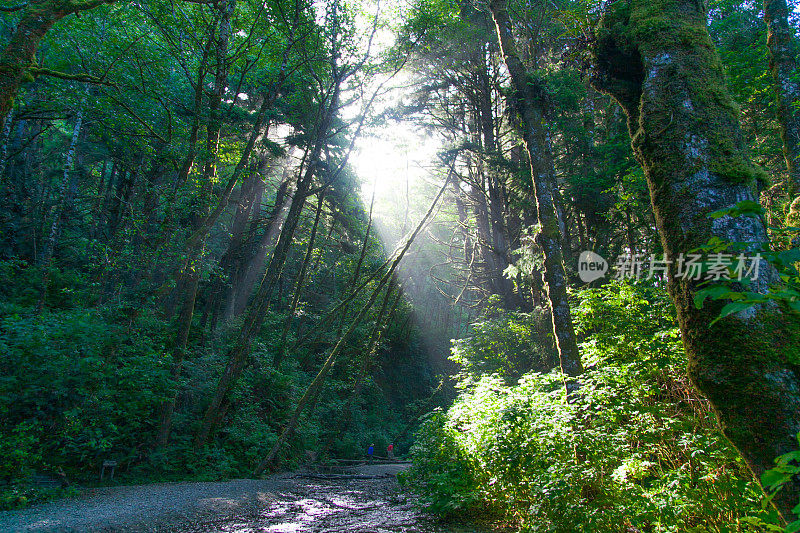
left=0, top=110, right=13, bottom=178
left=592, top=0, right=800, bottom=519
left=488, top=0, right=583, bottom=384
left=0, top=0, right=114, bottom=131
left=349, top=284, right=403, bottom=400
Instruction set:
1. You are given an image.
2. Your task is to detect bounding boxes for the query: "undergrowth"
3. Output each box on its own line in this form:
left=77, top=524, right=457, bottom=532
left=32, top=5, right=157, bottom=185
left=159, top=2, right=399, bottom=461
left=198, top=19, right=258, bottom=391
left=401, top=282, right=782, bottom=531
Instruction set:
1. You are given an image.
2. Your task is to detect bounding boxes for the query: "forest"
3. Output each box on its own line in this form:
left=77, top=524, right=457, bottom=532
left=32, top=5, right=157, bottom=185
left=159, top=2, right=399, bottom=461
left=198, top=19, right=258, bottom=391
left=1, top=0, right=800, bottom=530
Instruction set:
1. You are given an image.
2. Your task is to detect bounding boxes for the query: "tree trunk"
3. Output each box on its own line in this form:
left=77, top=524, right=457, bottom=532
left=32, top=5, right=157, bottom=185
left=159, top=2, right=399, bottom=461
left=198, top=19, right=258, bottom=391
left=351, top=284, right=403, bottom=400
left=480, top=73, right=522, bottom=309
left=193, top=162, right=316, bottom=448
left=195, top=0, right=235, bottom=213
left=0, top=109, right=13, bottom=179
left=155, top=270, right=199, bottom=448
left=764, top=0, right=800, bottom=199
left=592, top=0, right=800, bottom=519
left=489, top=0, right=583, bottom=386
left=206, top=157, right=267, bottom=328
left=37, top=89, right=86, bottom=310
left=226, top=167, right=295, bottom=319
left=471, top=174, right=499, bottom=297
left=273, top=191, right=325, bottom=369
left=106, top=167, right=136, bottom=241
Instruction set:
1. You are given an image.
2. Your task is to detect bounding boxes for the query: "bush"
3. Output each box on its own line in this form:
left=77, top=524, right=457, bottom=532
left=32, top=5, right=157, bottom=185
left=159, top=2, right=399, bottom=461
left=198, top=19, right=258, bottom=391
left=404, top=282, right=779, bottom=531
left=400, top=409, right=480, bottom=517
left=0, top=303, right=172, bottom=485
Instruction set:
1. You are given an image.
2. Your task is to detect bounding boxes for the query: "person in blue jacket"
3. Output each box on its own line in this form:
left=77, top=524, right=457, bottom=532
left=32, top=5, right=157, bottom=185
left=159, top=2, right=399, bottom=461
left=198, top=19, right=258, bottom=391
left=367, top=443, right=374, bottom=461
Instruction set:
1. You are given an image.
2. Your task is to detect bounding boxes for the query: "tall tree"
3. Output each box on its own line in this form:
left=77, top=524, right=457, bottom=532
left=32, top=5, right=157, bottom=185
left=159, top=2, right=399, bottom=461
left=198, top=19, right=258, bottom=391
left=488, top=0, right=583, bottom=386
left=764, top=0, right=800, bottom=200
left=592, top=0, right=800, bottom=519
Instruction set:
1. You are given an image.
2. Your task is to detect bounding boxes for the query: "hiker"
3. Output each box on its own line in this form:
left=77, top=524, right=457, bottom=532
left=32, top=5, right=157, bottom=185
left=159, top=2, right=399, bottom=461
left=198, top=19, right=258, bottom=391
left=367, top=443, right=374, bottom=461
left=387, top=443, right=394, bottom=460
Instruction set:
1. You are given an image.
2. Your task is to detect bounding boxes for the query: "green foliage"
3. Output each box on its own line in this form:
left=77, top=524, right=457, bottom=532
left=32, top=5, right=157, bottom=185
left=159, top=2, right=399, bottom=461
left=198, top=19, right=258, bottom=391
left=0, top=300, right=170, bottom=481
left=0, top=245, right=434, bottom=507
left=758, top=433, right=800, bottom=533
left=708, top=0, right=785, bottom=181
left=398, top=409, right=479, bottom=517
left=450, top=306, right=556, bottom=384
left=694, top=202, right=800, bottom=321
left=405, top=282, right=778, bottom=531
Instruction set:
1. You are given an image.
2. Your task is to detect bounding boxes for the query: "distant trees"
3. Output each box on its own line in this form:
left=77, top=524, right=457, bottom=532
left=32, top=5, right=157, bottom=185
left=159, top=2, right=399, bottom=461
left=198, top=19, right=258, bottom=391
left=0, top=0, right=440, bottom=478
left=395, top=0, right=654, bottom=326
left=764, top=0, right=800, bottom=201
left=396, top=3, right=528, bottom=311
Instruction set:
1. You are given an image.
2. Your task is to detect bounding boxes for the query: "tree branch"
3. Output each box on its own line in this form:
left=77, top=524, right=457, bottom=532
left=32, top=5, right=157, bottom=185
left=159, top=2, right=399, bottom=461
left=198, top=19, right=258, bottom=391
left=28, top=65, right=114, bottom=86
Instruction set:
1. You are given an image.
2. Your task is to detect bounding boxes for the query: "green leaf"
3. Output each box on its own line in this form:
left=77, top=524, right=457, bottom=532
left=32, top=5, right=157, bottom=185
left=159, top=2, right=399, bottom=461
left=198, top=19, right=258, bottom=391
left=694, top=286, right=733, bottom=309
left=761, top=468, right=788, bottom=489
left=708, top=200, right=765, bottom=219
left=711, top=301, right=755, bottom=324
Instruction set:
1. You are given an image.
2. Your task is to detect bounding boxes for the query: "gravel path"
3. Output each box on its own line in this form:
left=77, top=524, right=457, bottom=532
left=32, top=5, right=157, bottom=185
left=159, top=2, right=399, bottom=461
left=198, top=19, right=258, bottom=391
left=0, top=464, right=488, bottom=533
left=0, top=474, right=298, bottom=532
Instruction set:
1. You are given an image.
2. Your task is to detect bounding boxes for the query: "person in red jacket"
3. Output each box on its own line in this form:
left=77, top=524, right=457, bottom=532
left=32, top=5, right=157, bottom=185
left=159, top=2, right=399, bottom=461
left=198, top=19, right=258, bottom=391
left=387, top=443, right=394, bottom=460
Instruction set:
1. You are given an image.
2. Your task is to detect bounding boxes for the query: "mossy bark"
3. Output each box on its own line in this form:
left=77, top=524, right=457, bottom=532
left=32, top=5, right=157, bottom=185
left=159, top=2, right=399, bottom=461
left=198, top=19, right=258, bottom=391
left=0, top=0, right=115, bottom=130
left=764, top=0, right=800, bottom=201
left=592, top=0, right=800, bottom=519
left=488, top=0, right=583, bottom=383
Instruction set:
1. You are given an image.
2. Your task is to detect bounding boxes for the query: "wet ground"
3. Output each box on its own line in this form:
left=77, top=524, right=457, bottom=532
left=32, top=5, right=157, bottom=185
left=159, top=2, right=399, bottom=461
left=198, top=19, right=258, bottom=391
left=0, top=464, right=496, bottom=532
left=181, top=475, right=480, bottom=533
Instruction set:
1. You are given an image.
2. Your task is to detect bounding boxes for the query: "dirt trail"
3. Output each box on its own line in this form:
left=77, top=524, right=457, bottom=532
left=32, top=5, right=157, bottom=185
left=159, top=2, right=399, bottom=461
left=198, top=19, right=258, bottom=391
left=0, top=464, right=488, bottom=533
